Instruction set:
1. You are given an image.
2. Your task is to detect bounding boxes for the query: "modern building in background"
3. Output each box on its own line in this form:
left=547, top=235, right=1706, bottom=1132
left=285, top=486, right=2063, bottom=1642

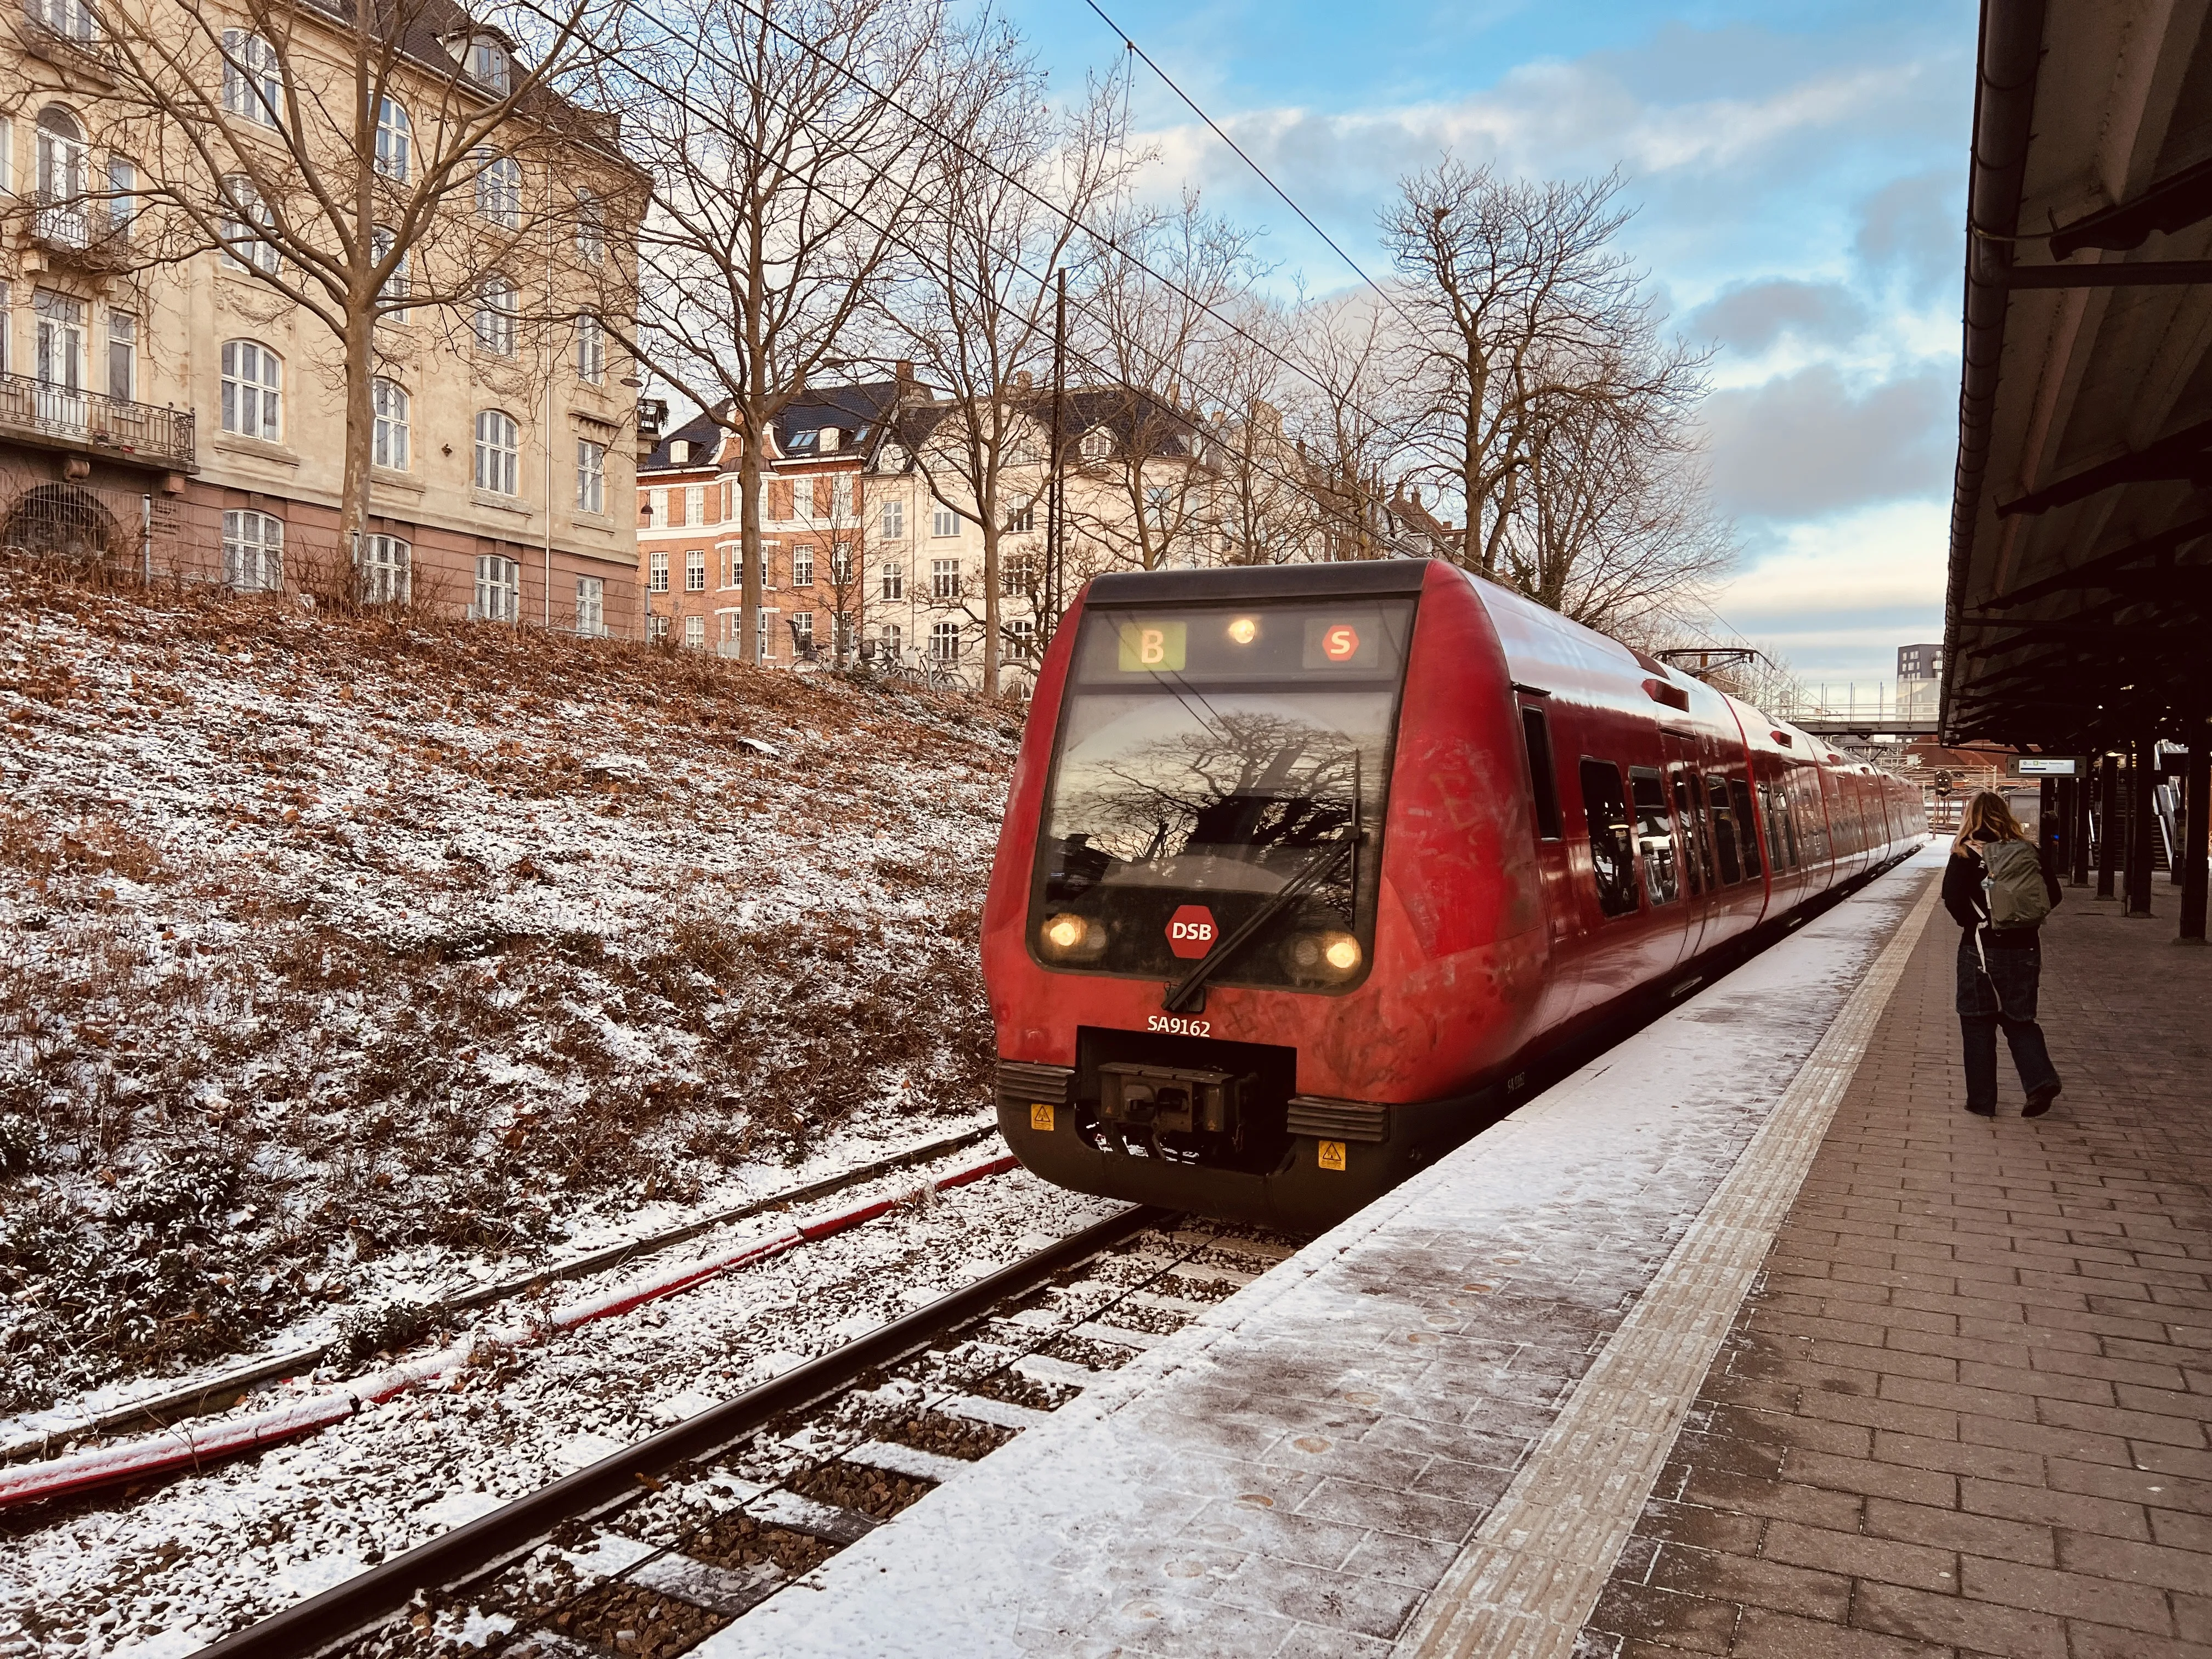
left=1896, top=641, right=1943, bottom=722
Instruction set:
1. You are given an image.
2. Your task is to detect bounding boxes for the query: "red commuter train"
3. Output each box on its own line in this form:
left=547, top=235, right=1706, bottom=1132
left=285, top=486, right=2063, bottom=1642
left=981, top=559, right=1921, bottom=1230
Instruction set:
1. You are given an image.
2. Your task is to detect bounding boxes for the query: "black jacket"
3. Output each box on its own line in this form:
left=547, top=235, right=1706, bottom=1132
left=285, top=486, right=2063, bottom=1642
left=1943, top=834, right=2062, bottom=946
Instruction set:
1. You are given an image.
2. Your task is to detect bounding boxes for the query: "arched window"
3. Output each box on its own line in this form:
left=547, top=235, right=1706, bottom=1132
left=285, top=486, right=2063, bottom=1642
left=474, top=409, right=519, bottom=494
left=371, top=377, right=408, bottom=470
left=223, top=509, right=283, bottom=591
left=219, top=340, right=280, bottom=439
left=930, top=619, right=962, bottom=662
left=34, top=106, right=86, bottom=204
left=473, top=152, right=520, bottom=228
left=218, top=174, right=279, bottom=274
left=220, top=30, right=283, bottom=128
left=473, top=275, right=516, bottom=354
left=371, top=225, right=408, bottom=308
left=361, top=533, right=410, bottom=603
left=373, top=97, right=410, bottom=182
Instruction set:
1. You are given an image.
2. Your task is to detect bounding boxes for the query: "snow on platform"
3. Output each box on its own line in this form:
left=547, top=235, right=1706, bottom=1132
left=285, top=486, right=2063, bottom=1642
left=700, top=847, right=1944, bottom=1658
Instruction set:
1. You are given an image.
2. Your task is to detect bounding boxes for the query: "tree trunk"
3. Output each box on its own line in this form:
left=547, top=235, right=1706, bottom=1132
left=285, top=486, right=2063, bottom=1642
left=338, top=314, right=375, bottom=602
left=739, top=426, right=762, bottom=664
left=980, top=494, right=1000, bottom=700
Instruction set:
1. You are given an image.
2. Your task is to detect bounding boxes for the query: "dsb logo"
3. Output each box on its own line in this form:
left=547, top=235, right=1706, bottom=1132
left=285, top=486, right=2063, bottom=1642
left=1165, top=905, right=1217, bottom=959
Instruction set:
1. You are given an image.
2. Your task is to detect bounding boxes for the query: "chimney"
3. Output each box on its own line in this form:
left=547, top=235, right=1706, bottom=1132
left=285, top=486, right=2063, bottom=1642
left=1410, top=486, right=1422, bottom=508
left=1013, top=370, right=1034, bottom=390
left=895, top=359, right=914, bottom=383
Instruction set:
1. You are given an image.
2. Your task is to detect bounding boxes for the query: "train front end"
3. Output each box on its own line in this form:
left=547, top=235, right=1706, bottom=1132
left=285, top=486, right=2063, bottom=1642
left=981, top=561, right=1545, bottom=1231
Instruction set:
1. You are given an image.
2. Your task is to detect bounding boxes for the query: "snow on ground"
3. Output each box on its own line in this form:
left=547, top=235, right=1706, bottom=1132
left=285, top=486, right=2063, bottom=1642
left=0, top=564, right=1023, bottom=1426
left=0, top=1154, right=1121, bottom=1655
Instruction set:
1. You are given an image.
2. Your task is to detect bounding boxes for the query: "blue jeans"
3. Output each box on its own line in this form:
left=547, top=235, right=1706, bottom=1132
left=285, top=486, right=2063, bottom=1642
left=1955, top=931, right=2059, bottom=1110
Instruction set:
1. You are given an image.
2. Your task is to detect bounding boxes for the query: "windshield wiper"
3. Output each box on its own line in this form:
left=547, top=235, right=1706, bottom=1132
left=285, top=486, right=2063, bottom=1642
left=1162, top=835, right=1357, bottom=1013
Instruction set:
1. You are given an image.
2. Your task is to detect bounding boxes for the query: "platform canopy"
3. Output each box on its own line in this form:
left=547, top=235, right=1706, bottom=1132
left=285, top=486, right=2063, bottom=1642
left=1942, top=0, right=2212, bottom=751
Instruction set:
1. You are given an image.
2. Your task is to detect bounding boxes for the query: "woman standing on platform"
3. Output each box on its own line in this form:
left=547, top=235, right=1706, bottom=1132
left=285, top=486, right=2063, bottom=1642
left=1943, top=791, right=2063, bottom=1118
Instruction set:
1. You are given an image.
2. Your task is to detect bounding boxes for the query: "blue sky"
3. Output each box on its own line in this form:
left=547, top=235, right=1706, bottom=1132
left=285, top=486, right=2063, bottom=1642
left=1001, top=0, right=1978, bottom=687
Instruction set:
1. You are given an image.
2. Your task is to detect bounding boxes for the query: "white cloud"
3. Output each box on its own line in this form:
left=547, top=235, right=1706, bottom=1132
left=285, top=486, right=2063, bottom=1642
left=1702, top=365, right=1951, bottom=519
left=1713, top=499, right=1948, bottom=680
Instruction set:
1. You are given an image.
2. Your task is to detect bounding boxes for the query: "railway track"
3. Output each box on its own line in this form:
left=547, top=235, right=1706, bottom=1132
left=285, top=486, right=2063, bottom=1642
left=191, top=1205, right=1304, bottom=1659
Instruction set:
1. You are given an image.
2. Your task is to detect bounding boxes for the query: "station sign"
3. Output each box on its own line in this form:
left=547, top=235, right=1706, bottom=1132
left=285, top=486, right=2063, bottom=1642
left=2009, top=755, right=2088, bottom=778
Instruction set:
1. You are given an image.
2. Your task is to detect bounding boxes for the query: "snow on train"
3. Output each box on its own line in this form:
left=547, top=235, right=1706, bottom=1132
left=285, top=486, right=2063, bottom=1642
left=981, top=558, right=1921, bottom=1231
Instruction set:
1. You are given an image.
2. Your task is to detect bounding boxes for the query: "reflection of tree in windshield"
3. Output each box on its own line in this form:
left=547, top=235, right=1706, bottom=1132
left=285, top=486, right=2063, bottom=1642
left=1056, top=707, right=1363, bottom=877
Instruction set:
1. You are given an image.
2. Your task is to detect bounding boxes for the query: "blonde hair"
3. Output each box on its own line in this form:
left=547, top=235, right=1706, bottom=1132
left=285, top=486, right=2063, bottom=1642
left=1953, top=789, right=2029, bottom=855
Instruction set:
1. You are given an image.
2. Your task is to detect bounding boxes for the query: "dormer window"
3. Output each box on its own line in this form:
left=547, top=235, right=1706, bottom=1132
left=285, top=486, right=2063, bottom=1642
left=669, top=439, right=689, bottom=463
left=1079, top=426, right=1111, bottom=463
left=818, top=426, right=840, bottom=453
left=786, top=429, right=818, bottom=454
left=454, top=32, right=511, bottom=92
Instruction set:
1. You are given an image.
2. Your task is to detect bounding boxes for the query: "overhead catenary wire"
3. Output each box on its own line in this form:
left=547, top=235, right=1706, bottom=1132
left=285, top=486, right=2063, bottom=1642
left=590, top=12, right=1416, bottom=573
left=603, top=0, right=1406, bottom=446
left=1074, top=0, right=1427, bottom=340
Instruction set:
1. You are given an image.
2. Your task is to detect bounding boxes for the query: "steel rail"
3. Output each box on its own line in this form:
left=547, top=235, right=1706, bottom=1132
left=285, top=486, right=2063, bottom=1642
left=190, top=1202, right=1172, bottom=1659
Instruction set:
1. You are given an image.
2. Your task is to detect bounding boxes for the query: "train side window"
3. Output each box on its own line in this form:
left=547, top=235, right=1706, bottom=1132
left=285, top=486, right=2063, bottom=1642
left=1628, top=767, right=1679, bottom=905
left=1706, top=775, right=1744, bottom=884
left=1579, top=759, right=1638, bottom=918
left=1521, top=708, right=1562, bottom=839
left=1731, top=778, right=1763, bottom=878
left=1763, top=783, right=1798, bottom=871
left=1670, top=773, right=1705, bottom=895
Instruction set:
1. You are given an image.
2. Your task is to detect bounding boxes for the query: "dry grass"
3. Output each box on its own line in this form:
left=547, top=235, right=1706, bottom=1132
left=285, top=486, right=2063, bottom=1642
left=0, top=557, right=1017, bottom=1415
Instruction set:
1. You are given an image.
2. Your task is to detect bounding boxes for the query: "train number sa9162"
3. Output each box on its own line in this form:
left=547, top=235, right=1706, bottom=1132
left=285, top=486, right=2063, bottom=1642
left=1146, top=1014, right=1212, bottom=1037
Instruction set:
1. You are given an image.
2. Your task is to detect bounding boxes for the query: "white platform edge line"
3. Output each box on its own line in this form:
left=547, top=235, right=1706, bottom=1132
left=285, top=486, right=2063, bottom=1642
left=1396, top=865, right=1945, bottom=1659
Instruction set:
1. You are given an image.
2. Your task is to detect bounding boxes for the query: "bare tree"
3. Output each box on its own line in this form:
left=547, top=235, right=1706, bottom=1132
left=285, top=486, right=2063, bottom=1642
left=1285, top=295, right=1410, bottom=562
left=1197, top=295, right=1317, bottom=565
left=1384, top=161, right=1648, bottom=569
left=1381, top=156, right=1729, bottom=627
left=1506, top=353, right=1731, bottom=639
left=888, top=20, right=1131, bottom=697
left=1068, top=191, right=1259, bottom=574
left=7, top=0, right=626, bottom=581
left=613, top=0, right=941, bottom=664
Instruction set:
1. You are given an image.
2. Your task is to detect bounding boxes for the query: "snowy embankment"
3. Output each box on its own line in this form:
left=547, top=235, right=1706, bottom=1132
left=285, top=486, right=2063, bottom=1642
left=0, top=567, right=1022, bottom=1429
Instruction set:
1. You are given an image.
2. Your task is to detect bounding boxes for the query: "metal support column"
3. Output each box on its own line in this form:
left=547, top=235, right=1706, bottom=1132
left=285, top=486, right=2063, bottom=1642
left=2127, top=735, right=2157, bottom=918
left=2070, top=768, right=2091, bottom=885
left=2096, top=751, right=2120, bottom=898
left=2182, top=721, right=2209, bottom=945
left=2040, top=777, right=2059, bottom=871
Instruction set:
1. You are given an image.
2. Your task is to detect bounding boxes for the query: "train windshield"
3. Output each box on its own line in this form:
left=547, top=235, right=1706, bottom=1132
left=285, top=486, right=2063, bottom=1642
left=1031, top=597, right=1415, bottom=992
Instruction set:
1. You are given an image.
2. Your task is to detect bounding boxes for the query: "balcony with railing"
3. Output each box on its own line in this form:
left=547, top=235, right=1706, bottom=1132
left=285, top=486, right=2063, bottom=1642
left=29, top=190, right=133, bottom=270
left=0, top=373, right=194, bottom=471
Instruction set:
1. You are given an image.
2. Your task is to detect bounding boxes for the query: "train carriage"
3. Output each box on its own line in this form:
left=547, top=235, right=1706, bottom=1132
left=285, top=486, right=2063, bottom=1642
left=983, top=558, right=1918, bottom=1231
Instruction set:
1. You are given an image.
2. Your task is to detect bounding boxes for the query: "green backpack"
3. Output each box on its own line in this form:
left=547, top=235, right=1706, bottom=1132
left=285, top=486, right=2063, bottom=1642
left=1981, top=839, right=2051, bottom=929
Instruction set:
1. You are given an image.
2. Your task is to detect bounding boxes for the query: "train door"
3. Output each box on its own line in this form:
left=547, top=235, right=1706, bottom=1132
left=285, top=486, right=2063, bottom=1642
left=1662, top=730, right=1712, bottom=964
left=1517, top=697, right=1582, bottom=1028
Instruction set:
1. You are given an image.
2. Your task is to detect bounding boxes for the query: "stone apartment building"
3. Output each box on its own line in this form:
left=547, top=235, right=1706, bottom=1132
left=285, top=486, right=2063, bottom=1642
left=638, top=376, right=1257, bottom=690
left=0, top=0, right=641, bottom=631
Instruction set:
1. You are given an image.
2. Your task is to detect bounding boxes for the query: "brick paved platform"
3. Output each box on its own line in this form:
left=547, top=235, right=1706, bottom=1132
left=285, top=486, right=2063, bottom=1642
left=1582, top=883, right=2212, bottom=1658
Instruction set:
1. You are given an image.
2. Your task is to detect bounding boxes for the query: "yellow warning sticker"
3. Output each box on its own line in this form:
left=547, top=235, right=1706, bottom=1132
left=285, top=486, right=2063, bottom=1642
left=1030, top=1102, right=1056, bottom=1131
left=1317, top=1139, right=1346, bottom=1172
